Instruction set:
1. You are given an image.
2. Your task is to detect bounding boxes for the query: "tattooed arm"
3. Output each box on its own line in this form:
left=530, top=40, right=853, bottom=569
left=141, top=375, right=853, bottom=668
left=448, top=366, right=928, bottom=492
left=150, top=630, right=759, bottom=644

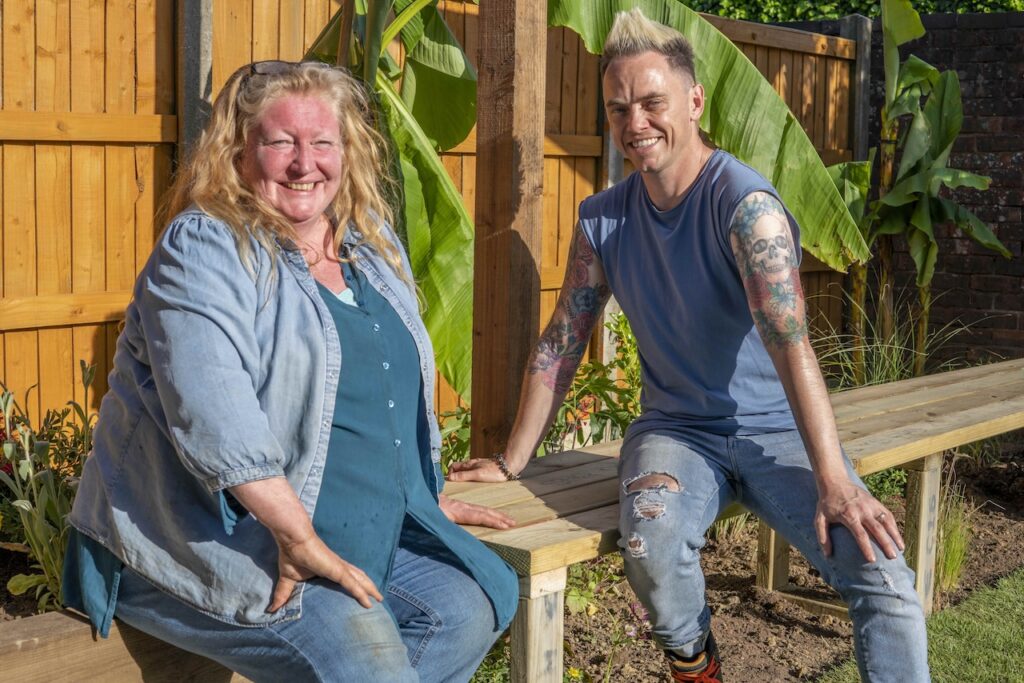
left=730, top=192, right=903, bottom=562
left=448, top=227, right=611, bottom=482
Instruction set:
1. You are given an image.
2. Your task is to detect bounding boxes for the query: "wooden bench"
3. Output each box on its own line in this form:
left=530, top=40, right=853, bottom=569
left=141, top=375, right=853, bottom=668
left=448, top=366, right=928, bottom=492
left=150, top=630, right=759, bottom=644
left=3, top=359, right=1023, bottom=681
left=445, top=357, right=1024, bottom=682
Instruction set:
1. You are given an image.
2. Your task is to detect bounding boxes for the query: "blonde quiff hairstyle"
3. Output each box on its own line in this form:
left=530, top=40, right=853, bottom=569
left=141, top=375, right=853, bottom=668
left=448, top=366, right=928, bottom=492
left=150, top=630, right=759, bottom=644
left=162, top=62, right=407, bottom=282
left=600, top=8, right=697, bottom=83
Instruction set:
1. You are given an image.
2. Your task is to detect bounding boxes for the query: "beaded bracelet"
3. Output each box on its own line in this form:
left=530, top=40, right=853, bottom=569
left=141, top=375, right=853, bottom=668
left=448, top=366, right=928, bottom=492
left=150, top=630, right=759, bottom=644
left=491, top=452, right=520, bottom=481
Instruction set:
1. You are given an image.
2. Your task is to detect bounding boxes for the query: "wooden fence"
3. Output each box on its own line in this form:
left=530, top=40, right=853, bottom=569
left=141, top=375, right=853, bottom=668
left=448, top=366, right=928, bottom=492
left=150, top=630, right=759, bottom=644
left=0, top=0, right=858, bottom=420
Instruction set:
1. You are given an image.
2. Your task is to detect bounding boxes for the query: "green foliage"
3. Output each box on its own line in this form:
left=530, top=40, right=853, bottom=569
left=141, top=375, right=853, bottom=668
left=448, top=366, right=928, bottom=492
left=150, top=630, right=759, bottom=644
left=566, top=555, right=626, bottom=617
left=934, top=469, right=977, bottom=594
left=863, top=468, right=908, bottom=501
left=0, top=361, right=97, bottom=612
left=542, top=314, right=642, bottom=453
left=820, top=568, right=1024, bottom=682
left=687, top=0, right=1023, bottom=23
left=438, top=404, right=472, bottom=474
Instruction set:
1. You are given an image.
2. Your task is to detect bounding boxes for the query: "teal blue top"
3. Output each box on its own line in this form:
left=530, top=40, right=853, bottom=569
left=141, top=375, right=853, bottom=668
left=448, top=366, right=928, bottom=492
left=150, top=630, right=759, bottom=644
left=64, top=260, right=517, bottom=634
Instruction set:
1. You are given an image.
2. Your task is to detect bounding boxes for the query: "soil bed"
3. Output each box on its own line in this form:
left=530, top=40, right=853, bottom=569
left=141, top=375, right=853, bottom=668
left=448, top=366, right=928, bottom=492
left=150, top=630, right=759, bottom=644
left=2, top=449, right=1022, bottom=681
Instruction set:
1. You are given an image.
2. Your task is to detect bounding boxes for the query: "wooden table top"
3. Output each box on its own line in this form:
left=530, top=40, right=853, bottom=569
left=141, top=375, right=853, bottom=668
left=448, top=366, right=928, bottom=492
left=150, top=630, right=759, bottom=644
left=446, top=358, right=1024, bottom=576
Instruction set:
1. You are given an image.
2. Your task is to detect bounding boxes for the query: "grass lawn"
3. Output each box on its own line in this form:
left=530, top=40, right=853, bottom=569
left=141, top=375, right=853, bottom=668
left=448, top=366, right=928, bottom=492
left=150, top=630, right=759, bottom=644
left=819, top=568, right=1024, bottom=682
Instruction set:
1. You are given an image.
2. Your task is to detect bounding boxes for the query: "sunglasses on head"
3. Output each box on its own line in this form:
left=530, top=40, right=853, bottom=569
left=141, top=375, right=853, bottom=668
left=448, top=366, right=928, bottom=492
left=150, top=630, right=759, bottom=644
left=247, top=59, right=336, bottom=77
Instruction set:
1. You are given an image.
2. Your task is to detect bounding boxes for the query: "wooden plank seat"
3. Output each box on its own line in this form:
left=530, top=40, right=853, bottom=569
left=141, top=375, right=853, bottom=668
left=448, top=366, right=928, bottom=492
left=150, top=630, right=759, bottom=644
left=445, top=357, right=1024, bottom=682
left=2, top=359, right=1023, bottom=681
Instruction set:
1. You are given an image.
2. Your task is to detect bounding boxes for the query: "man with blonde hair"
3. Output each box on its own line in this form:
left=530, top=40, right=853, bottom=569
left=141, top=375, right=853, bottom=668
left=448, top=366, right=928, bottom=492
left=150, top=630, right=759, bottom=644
left=451, top=8, right=930, bottom=682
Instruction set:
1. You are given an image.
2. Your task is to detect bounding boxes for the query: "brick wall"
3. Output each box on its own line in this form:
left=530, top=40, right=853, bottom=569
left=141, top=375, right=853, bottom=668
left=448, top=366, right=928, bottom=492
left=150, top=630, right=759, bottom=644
left=787, top=12, right=1024, bottom=365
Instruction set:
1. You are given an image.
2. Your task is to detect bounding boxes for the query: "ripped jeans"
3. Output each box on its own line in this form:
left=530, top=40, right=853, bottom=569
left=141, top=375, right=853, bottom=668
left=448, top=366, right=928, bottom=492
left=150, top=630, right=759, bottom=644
left=618, top=428, right=930, bottom=682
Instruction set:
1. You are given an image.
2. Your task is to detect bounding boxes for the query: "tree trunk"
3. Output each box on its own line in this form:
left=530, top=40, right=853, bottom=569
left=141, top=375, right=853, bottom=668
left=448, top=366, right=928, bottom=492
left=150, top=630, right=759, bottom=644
left=876, top=117, right=899, bottom=345
left=914, top=284, right=931, bottom=377
left=877, top=235, right=895, bottom=344
left=848, top=261, right=868, bottom=385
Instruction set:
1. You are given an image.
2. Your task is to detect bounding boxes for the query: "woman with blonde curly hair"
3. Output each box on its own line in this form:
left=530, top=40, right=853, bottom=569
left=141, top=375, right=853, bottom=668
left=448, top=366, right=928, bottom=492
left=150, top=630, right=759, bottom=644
left=63, top=61, right=518, bottom=682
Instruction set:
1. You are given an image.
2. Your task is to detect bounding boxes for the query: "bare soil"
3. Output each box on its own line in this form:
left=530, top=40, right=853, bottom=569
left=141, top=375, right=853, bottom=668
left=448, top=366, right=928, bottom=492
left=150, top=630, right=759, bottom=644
left=2, top=450, right=1022, bottom=682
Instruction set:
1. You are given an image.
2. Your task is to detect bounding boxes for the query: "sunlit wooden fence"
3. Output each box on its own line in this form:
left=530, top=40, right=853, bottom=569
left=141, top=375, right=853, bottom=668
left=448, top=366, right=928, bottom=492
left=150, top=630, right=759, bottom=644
left=0, top=0, right=861, bottom=420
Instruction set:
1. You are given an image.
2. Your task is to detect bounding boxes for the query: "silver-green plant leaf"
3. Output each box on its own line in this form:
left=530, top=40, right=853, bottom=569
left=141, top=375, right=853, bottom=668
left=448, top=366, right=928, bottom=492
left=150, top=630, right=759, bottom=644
left=547, top=0, right=870, bottom=270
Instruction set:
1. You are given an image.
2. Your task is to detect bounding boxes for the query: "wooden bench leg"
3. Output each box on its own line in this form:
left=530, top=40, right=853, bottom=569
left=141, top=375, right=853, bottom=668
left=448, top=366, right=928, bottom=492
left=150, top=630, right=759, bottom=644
left=904, top=452, right=942, bottom=616
left=756, top=520, right=790, bottom=591
left=510, top=567, right=567, bottom=683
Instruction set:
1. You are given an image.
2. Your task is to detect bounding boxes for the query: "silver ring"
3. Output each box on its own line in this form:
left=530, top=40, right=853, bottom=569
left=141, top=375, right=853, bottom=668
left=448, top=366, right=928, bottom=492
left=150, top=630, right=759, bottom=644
left=876, top=512, right=886, bottom=521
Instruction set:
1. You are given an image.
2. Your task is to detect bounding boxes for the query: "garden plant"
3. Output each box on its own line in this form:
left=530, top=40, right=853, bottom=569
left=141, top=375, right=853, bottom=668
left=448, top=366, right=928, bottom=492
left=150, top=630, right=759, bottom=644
left=0, top=362, right=97, bottom=611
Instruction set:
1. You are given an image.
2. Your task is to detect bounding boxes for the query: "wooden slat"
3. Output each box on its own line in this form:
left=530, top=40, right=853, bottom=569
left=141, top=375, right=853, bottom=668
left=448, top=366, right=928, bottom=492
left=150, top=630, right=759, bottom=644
left=0, top=610, right=248, bottom=683
left=701, top=14, right=856, bottom=59
left=3, top=142, right=40, bottom=418
left=0, top=292, right=130, bottom=331
left=36, top=0, right=72, bottom=113
left=830, top=358, right=1023, bottom=407
left=212, top=0, right=252, bottom=94
left=107, top=0, right=136, bottom=113
left=447, top=132, right=602, bottom=157
left=35, top=144, right=74, bottom=415
left=0, top=112, right=178, bottom=142
left=279, top=0, right=305, bottom=61
left=478, top=503, right=621, bottom=576
left=252, top=0, right=280, bottom=61
left=70, top=0, right=106, bottom=113
left=3, top=0, right=35, bottom=111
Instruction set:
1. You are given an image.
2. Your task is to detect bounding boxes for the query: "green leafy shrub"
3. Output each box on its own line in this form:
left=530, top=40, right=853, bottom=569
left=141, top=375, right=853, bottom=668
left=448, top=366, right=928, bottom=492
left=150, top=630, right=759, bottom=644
left=688, top=0, right=1023, bottom=23
left=438, top=404, right=472, bottom=475
left=0, top=361, right=97, bottom=611
left=542, top=313, right=643, bottom=454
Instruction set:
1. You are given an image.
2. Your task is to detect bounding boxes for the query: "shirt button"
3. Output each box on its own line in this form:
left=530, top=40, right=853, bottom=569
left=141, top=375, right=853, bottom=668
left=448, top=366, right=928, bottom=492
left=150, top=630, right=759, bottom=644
left=387, top=400, right=395, bottom=408
left=373, top=323, right=381, bottom=332
left=322, top=419, right=330, bottom=428
left=382, top=362, right=390, bottom=370
left=394, top=439, right=401, bottom=447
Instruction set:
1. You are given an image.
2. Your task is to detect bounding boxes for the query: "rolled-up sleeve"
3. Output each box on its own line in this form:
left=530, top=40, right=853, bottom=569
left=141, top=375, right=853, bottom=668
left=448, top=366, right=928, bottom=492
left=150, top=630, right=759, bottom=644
left=136, top=213, right=286, bottom=492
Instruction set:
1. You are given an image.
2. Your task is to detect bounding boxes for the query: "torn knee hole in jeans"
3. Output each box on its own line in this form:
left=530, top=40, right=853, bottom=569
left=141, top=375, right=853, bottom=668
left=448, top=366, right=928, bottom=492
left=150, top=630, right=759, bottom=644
left=623, top=472, right=681, bottom=520
left=878, top=567, right=899, bottom=595
left=627, top=532, right=647, bottom=559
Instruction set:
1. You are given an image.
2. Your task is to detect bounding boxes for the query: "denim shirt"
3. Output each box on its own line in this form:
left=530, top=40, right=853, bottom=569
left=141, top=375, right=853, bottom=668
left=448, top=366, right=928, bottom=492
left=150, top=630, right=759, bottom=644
left=68, top=208, right=444, bottom=626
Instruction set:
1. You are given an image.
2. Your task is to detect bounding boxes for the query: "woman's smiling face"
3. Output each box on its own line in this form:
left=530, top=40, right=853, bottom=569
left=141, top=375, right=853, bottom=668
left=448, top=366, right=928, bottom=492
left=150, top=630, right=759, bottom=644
left=240, top=93, right=343, bottom=235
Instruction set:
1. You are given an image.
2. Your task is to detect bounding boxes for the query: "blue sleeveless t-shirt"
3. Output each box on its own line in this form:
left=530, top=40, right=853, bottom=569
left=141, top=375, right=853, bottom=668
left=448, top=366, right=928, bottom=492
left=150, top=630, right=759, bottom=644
left=578, top=150, right=800, bottom=436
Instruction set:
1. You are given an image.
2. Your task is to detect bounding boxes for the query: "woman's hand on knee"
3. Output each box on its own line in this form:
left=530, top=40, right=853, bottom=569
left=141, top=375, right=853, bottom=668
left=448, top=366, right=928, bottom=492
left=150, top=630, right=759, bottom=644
left=270, top=532, right=383, bottom=612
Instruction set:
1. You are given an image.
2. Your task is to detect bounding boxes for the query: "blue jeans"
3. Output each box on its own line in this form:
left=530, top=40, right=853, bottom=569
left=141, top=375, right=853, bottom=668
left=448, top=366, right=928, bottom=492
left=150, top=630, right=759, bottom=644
left=618, top=428, right=930, bottom=682
left=115, top=528, right=510, bottom=682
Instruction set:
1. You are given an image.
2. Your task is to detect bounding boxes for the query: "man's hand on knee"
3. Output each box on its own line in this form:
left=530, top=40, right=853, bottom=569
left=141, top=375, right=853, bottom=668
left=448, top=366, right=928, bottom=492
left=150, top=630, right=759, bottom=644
left=814, top=480, right=905, bottom=563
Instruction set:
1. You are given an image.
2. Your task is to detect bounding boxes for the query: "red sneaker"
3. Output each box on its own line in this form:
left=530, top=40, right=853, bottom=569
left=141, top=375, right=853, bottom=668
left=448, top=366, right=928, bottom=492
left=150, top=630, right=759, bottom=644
left=667, top=632, right=723, bottom=682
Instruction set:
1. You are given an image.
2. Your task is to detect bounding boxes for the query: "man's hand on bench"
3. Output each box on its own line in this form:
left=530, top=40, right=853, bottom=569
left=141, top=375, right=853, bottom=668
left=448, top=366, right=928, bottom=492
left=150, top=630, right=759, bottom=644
left=440, top=494, right=517, bottom=530
left=815, top=480, right=905, bottom=563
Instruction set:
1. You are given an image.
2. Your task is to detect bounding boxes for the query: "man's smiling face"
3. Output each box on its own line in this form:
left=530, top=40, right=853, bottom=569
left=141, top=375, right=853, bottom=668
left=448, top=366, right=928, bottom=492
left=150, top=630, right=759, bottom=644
left=603, top=51, right=704, bottom=180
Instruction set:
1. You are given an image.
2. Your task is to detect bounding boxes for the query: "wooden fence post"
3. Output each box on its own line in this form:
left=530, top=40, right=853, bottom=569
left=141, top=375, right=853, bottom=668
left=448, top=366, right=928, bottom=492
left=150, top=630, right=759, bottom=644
left=470, top=0, right=547, bottom=458
left=838, top=14, right=872, bottom=163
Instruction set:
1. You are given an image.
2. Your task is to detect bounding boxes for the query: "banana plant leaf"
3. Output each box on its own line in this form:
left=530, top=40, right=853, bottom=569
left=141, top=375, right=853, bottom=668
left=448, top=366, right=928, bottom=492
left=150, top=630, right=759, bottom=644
left=398, top=4, right=477, bottom=150
left=376, top=73, right=475, bottom=399
left=826, top=158, right=873, bottom=238
left=548, top=0, right=870, bottom=271
left=881, top=0, right=926, bottom=109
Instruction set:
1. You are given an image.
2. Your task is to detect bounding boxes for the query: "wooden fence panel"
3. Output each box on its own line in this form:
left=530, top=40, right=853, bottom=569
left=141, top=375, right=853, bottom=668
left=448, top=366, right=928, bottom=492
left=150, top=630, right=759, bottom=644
left=0, top=0, right=175, bottom=420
